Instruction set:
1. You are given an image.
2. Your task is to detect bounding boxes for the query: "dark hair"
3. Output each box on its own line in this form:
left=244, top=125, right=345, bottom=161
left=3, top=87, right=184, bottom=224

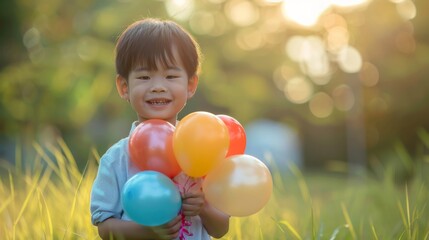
left=115, top=18, right=201, bottom=80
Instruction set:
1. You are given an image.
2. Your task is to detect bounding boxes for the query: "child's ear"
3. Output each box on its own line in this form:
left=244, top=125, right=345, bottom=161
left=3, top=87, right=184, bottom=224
left=116, top=74, right=129, bottom=101
left=187, top=75, right=199, bottom=99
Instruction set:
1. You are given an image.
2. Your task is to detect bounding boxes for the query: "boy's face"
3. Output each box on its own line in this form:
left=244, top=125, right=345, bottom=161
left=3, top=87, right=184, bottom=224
left=116, top=47, right=198, bottom=125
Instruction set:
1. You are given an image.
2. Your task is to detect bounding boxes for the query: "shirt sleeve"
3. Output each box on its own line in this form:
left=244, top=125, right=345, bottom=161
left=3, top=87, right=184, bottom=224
left=90, top=151, right=124, bottom=225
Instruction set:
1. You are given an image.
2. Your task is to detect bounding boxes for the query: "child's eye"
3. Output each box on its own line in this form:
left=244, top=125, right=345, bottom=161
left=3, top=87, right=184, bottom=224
left=137, top=76, right=150, bottom=80
left=166, top=75, right=179, bottom=79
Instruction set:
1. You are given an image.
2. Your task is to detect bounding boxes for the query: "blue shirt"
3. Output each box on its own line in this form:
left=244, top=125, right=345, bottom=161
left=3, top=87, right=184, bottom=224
left=90, top=122, right=210, bottom=240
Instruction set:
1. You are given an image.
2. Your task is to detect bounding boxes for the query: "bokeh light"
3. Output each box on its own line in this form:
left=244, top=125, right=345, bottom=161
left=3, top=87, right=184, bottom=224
left=332, top=84, right=355, bottom=111
left=285, top=35, right=331, bottom=84
left=331, top=0, right=369, bottom=7
left=2, top=0, right=427, bottom=186
left=281, top=0, right=330, bottom=27
left=225, top=0, right=260, bottom=26
left=283, top=76, right=314, bottom=104
left=77, top=37, right=99, bottom=61
left=309, top=92, right=334, bottom=118
left=273, top=64, right=296, bottom=91
left=236, top=29, right=264, bottom=51
left=395, top=0, right=416, bottom=20
left=23, top=28, right=41, bottom=49
left=281, top=0, right=369, bottom=27
left=337, top=45, right=363, bottom=73
left=394, top=22, right=416, bottom=54
left=359, top=62, right=379, bottom=87
left=189, top=11, right=216, bottom=35
left=325, top=25, right=349, bottom=53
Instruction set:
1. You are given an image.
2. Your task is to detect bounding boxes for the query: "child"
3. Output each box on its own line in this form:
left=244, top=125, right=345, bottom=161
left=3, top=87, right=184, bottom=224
left=90, top=18, right=230, bottom=240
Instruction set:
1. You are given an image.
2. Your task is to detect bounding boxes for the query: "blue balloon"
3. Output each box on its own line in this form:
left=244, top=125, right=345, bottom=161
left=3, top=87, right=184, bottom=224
left=121, top=171, right=182, bottom=226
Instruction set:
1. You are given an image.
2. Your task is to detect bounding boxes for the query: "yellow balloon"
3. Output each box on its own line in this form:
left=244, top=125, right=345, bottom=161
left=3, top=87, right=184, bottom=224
left=173, top=112, right=230, bottom=177
left=202, top=154, right=273, bottom=217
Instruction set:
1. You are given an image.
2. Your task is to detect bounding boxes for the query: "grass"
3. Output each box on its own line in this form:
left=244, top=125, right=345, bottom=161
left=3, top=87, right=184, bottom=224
left=1, top=137, right=429, bottom=239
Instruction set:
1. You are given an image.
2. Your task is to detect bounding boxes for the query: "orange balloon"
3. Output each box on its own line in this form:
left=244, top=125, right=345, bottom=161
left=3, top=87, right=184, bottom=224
left=173, top=112, right=229, bottom=177
left=202, top=154, right=273, bottom=217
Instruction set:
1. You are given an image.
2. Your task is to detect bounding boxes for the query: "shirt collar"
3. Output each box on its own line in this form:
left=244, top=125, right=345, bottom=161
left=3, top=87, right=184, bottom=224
left=129, top=121, right=139, bottom=136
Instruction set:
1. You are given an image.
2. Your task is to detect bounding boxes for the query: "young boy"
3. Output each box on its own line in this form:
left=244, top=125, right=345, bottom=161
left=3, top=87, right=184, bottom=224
left=90, top=18, right=230, bottom=240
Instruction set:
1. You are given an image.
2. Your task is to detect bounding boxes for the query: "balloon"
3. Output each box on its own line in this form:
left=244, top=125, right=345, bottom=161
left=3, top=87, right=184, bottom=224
left=173, top=112, right=229, bottom=177
left=129, top=119, right=180, bottom=178
left=122, top=171, right=182, bottom=226
left=202, top=154, right=273, bottom=217
left=217, top=114, right=246, bottom=157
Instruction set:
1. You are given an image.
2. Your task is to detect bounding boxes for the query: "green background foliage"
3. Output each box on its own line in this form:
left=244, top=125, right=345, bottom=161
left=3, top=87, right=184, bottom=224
left=1, top=0, right=429, bottom=170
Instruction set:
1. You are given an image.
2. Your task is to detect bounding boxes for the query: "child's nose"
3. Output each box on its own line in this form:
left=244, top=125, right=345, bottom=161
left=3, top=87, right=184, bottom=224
left=150, top=80, right=167, bottom=93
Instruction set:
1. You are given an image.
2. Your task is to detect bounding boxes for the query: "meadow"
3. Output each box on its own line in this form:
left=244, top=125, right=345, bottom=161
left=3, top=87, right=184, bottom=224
left=1, top=137, right=428, bottom=240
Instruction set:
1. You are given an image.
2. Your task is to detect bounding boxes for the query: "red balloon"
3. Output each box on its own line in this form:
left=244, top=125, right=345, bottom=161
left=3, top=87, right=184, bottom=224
left=128, top=119, right=181, bottom=178
left=217, top=115, right=246, bottom=157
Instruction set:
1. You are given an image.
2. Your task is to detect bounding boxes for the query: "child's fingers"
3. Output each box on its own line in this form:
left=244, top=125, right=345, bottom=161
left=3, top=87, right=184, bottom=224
left=153, top=215, right=181, bottom=239
left=183, top=190, right=204, bottom=199
left=183, top=194, right=205, bottom=206
left=182, top=195, right=205, bottom=216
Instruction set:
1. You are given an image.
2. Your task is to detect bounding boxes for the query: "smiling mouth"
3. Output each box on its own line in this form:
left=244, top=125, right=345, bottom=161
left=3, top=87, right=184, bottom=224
left=146, top=99, right=171, bottom=105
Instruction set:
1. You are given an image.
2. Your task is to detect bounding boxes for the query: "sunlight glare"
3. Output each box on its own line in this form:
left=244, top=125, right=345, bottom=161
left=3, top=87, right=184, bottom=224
left=281, top=0, right=330, bottom=27
left=281, top=0, right=369, bottom=27
left=331, top=0, right=369, bottom=7
left=165, top=0, right=194, bottom=21
left=207, top=0, right=226, bottom=3
left=262, top=0, right=283, bottom=3
left=389, top=0, right=405, bottom=3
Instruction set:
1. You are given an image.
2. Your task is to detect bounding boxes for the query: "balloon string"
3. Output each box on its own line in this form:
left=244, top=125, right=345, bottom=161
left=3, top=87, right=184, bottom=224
left=178, top=210, right=193, bottom=240
left=174, top=175, right=195, bottom=240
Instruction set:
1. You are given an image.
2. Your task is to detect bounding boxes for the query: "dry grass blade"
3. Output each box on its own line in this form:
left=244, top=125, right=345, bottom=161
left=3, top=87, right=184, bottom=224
left=0, top=196, right=13, bottom=214
left=341, top=203, right=356, bottom=239
left=37, top=189, right=53, bottom=238
left=288, top=163, right=311, bottom=203
left=12, top=177, right=39, bottom=237
left=370, top=219, right=379, bottom=240
left=63, top=158, right=90, bottom=239
left=278, top=220, right=302, bottom=240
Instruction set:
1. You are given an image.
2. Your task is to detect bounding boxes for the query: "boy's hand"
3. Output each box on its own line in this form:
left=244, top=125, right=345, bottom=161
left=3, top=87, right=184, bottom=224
left=151, top=215, right=182, bottom=239
left=182, top=190, right=205, bottom=217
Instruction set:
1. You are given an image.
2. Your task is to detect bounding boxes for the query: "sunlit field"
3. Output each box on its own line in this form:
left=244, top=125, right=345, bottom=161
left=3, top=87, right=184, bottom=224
left=1, top=137, right=428, bottom=239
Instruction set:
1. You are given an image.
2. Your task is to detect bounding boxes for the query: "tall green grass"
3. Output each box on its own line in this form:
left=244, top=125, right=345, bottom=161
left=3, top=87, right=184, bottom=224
left=0, top=139, right=99, bottom=239
left=1, top=136, right=428, bottom=239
